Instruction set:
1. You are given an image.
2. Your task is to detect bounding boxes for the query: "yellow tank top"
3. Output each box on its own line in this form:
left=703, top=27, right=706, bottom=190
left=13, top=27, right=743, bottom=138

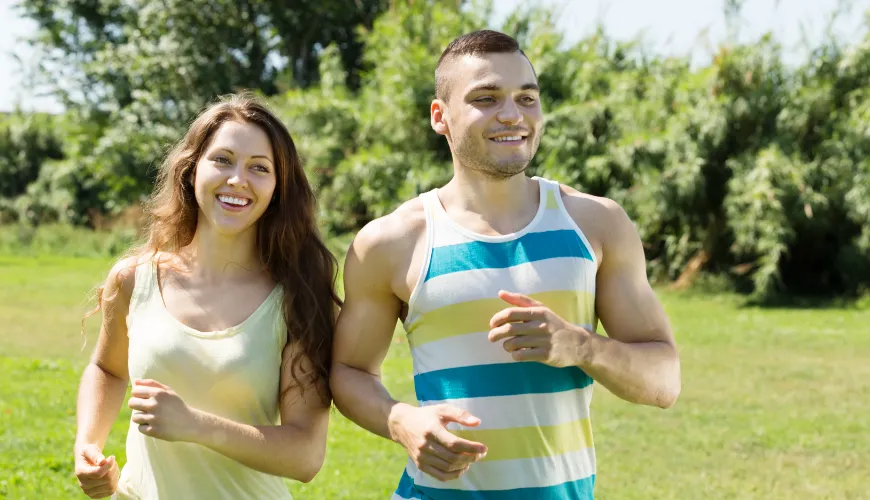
left=113, top=256, right=292, bottom=499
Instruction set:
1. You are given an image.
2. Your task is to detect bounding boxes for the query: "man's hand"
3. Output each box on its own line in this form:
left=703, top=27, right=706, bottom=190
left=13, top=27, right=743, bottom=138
left=128, top=379, right=203, bottom=443
left=74, top=444, right=120, bottom=499
left=388, top=403, right=488, bottom=482
left=489, top=290, right=591, bottom=368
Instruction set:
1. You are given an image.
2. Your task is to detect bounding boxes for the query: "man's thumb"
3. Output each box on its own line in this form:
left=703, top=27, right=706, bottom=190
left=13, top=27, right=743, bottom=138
left=437, top=405, right=481, bottom=427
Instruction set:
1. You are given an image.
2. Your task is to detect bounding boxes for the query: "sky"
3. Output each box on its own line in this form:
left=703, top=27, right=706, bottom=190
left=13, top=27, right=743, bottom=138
left=1, top=0, right=868, bottom=113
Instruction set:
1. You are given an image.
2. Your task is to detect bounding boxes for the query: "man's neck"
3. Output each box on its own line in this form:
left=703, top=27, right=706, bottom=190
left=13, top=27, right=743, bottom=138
left=438, top=169, right=540, bottom=235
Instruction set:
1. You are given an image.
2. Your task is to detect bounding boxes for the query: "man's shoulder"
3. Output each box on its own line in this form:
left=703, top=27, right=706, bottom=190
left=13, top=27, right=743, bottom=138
left=555, top=183, right=628, bottom=228
left=350, top=196, right=427, bottom=262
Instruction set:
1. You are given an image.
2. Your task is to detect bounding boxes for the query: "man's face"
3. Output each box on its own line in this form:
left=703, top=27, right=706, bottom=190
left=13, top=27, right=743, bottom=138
left=436, top=52, right=543, bottom=179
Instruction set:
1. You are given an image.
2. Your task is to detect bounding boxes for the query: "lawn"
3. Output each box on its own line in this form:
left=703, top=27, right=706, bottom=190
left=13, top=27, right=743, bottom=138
left=1, top=255, right=869, bottom=499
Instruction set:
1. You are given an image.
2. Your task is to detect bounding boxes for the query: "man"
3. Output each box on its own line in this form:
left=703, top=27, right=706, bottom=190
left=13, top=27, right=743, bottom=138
left=331, top=30, right=681, bottom=499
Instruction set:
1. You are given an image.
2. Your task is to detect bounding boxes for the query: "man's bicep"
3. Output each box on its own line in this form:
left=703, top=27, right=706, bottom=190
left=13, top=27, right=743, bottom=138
left=333, top=243, right=403, bottom=375
left=595, top=205, right=674, bottom=345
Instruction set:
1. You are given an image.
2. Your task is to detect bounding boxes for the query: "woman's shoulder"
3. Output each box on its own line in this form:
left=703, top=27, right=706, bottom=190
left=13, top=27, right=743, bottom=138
left=105, top=251, right=162, bottom=306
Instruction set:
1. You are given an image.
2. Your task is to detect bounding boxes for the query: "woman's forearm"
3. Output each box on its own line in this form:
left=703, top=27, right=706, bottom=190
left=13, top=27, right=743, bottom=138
left=75, top=363, right=128, bottom=450
left=188, top=410, right=328, bottom=483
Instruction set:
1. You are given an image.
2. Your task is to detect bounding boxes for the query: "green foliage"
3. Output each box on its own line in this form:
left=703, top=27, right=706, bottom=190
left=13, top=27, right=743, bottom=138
left=13, top=0, right=390, bottom=221
left=5, top=1, right=870, bottom=297
left=0, top=224, right=138, bottom=258
left=0, top=113, right=64, bottom=218
left=275, top=2, right=870, bottom=298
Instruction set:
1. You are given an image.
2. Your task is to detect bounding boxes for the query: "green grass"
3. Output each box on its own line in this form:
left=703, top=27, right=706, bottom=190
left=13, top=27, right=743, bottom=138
left=1, top=255, right=869, bottom=499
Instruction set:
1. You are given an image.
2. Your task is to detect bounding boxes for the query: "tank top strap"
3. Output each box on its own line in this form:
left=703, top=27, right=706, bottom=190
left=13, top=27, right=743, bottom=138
left=128, top=255, right=158, bottom=316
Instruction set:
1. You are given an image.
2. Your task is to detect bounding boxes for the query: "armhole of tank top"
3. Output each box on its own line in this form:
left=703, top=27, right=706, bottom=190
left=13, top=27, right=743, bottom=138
left=273, top=288, right=288, bottom=354
left=550, top=180, right=599, bottom=268
left=404, top=191, right=436, bottom=321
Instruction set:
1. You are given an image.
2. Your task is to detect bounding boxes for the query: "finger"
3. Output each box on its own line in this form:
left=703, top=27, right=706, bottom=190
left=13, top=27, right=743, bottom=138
left=128, top=396, right=157, bottom=412
left=434, top=427, right=487, bottom=455
left=434, top=405, right=481, bottom=427
left=502, top=335, right=548, bottom=352
left=511, top=347, right=549, bottom=362
left=488, top=320, right=546, bottom=342
left=80, top=445, right=106, bottom=466
left=131, top=411, right=154, bottom=425
left=423, top=442, right=474, bottom=467
left=79, top=455, right=116, bottom=482
left=418, top=462, right=464, bottom=482
left=130, top=385, right=161, bottom=399
left=498, top=290, right=543, bottom=307
left=418, top=453, right=457, bottom=472
left=134, top=379, right=169, bottom=389
left=138, top=424, right=154, bottom=436
left=489, top=307, right=540, bottom=329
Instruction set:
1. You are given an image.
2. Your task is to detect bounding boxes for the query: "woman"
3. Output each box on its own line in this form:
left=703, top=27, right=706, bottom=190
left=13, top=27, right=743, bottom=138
left=73, top=94, right=340, bottom=499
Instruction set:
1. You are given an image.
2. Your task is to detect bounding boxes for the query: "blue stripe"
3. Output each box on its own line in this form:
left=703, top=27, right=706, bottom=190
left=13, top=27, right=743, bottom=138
left=414, top=362, right=593, bottom=403
left=396, top=469, right=424, bottom=499
left=395, top=470, right=596, bottom=500
left=424, top=229, right=594, bottom=282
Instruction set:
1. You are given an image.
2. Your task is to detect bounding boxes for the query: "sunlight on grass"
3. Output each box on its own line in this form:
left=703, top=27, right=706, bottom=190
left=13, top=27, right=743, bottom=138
left=1, top=256, right=868, bottom=499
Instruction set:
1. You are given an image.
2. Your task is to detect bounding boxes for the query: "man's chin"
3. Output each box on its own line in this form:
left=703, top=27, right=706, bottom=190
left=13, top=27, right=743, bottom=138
left=480, top=164, right=528, bottom=180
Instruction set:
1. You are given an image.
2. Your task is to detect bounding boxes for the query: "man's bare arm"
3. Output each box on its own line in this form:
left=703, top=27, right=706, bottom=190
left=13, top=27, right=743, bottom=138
left=330, top=217, right=407, bottom=439
left=330, top=211, right=487, bottom=482
left=576, top=197, right=681, bottom=408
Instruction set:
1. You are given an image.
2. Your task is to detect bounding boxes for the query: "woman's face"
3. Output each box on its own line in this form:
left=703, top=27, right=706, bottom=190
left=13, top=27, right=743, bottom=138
left=193, top=120, right=277, bottom=237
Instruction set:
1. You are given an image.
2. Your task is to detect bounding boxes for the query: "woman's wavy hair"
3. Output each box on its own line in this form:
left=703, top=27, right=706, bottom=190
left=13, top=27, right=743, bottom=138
left=85, top=93, right=341, bottom=404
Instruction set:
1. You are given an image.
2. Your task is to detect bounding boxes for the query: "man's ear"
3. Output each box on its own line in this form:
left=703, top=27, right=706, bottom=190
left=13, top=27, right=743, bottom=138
left=431, top=99, right=449, bottom=136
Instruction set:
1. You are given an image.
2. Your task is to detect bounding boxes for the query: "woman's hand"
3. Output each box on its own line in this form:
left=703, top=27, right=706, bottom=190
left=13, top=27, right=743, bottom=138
left=74, top=444, right=119, bottom=499
left=128, top=379, right=203, bottom=443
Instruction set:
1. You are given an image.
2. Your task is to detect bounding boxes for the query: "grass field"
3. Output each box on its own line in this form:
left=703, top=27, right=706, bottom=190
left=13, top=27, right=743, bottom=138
left=1, top=255, right=869, bottom=499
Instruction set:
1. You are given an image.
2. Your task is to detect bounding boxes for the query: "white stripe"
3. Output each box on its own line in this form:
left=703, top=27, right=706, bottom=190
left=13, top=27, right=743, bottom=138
left=409, top=257, right=594, bottom=318
left=405, top=447, right=596, bottom=491
left=420, top=388, right=593, bottom=430
left=391, top=494, right=411, bottom=500
left=411, top=328, right=594, bottom=375
left=430, top=210, right=578, bottom=248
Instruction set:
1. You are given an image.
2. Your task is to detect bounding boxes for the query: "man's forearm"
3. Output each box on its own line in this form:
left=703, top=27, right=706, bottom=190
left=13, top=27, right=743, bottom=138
left=579, top=332, right=681, bottom=408
left=331, top=362, right=409, bottom=441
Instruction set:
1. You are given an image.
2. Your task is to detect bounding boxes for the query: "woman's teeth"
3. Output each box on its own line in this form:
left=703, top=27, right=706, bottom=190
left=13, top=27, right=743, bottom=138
left=217, top=195, right=251, bottom=207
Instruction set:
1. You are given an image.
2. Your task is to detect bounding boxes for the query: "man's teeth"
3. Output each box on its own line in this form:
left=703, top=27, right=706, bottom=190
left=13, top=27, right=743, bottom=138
left=492, top=136, right=523, bottom=142
left=217, top=195, right=250, bottom=206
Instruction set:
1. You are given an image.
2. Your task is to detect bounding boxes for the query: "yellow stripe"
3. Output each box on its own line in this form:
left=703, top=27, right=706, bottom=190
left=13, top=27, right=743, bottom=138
left=407, top=290, right=595, bottom=348
left=455, top=418, right=593, bottom=462
left=545, top=189, right=559, bottom=210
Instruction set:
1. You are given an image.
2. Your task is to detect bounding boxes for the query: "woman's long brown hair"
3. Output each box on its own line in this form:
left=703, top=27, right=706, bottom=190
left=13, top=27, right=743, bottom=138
left=85, top=93, right=341, bottom=404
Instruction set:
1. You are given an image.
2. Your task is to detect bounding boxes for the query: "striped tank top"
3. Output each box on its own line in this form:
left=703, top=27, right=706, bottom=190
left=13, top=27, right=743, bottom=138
left=393, top=177, right=598, bottom=500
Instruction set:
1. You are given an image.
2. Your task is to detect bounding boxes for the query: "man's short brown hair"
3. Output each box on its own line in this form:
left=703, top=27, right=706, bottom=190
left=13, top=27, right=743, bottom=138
left=435, top=30, right=532, bottom=101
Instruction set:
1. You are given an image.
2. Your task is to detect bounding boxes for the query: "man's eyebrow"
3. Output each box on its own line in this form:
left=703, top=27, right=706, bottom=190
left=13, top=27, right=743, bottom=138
left=467, top=84, right=501, bottom=93
left=466, top=83, right=540, bottom=94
